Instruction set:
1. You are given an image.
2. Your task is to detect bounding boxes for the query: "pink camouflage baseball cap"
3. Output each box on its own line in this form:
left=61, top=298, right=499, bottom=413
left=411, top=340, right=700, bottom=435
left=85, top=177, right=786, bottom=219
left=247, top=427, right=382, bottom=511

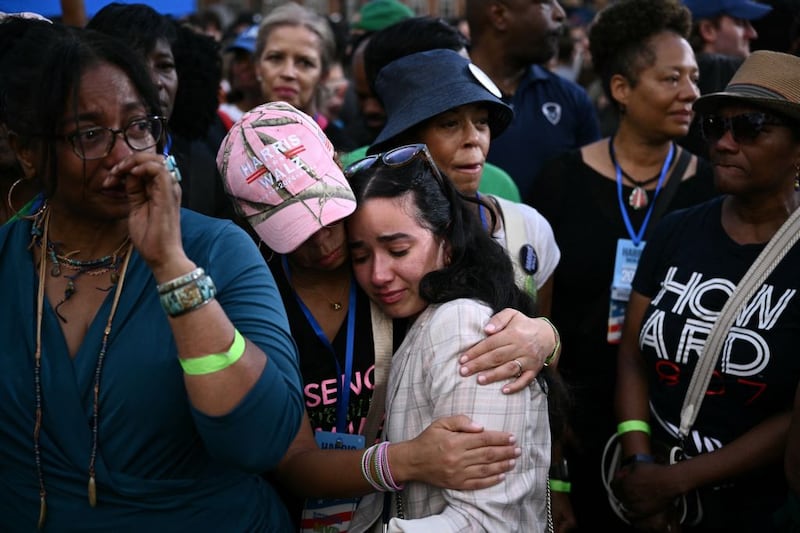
left=217, top=101, right=356, bottom=254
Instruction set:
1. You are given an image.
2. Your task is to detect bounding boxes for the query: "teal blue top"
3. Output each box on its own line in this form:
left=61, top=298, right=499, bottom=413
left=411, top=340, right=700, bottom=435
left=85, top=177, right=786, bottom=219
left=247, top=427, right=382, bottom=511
left=3, top=194, right=42, bottom=226
left=0, top=210, right=304, bottom=532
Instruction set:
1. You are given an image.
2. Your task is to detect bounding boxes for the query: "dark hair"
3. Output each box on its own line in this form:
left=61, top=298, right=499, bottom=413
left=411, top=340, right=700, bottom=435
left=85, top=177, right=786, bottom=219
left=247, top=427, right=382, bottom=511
left=170, top=22, right=223, bottom=140
left=0, top=17, right=63, bottom=181
left=347, top=155, right=532, bottom=316
left=688, top=14, right=724, bottom=53
left=589, top=0, right=691, bottom=113
left=464, top=0, right=491, bottom=46
left=87, top=2, right=177, bottom=56
left=181, top=8, right=223, bottom=37
left=347, top=154, right=569, bottom=437
left=0, top=18, right=64, bottom=126
left=0, top=23, right=160, bottom=196
left=364, top=16, right=469, bottom=94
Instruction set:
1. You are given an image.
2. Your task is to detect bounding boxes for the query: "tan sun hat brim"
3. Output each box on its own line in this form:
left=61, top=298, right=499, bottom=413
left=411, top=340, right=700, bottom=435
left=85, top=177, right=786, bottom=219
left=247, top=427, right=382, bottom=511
left=693, top=50, right=800, bottom=123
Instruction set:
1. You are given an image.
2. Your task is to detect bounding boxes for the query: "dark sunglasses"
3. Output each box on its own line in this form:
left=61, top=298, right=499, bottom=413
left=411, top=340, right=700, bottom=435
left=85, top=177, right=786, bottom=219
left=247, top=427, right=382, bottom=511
left=343, top=144, right=446, bottom=188
left=700, top=112, right=787, bottom=144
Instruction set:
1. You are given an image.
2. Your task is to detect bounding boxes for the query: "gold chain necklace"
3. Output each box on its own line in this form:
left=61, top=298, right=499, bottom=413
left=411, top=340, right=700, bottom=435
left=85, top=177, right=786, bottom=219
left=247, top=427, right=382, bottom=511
left=293, top=277, right=349, bottom=311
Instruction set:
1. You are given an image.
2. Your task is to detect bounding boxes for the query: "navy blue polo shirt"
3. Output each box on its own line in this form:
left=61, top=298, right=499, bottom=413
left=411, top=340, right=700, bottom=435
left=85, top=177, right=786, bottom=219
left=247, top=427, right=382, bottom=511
left=487, top=64, right=600, bottom=200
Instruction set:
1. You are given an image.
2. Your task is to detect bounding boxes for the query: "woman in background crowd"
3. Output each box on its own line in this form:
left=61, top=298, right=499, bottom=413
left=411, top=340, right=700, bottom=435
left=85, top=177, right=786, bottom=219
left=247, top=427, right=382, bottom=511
left=254, top=1, right=356, bottom=151
left=88, top=2, right=233, bottom=219
left=527, top=0, right=718, bottom=530
left=615, top=49, right=800, bottom=532
left=369, top=48, right=560, bottom=315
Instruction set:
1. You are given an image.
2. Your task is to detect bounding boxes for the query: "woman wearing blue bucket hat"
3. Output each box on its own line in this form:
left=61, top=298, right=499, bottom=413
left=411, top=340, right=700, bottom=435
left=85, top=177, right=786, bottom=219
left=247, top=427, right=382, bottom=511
left=364, top=48, right=561, bottom=317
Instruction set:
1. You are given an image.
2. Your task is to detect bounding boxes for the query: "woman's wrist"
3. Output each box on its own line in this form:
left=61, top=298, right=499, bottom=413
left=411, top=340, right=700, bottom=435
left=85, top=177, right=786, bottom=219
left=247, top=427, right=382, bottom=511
left=150, top=257, right=196, bottom=284
left=537, top=316, right=561, bottom=367
left=385, top=441, right=412, bottom=485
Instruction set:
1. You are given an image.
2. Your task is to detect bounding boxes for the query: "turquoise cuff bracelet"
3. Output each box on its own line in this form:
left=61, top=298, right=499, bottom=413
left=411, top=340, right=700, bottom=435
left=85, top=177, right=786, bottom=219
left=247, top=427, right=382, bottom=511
left=157, top=267, right=205, bottom=294
left=159, top=273, right=217, bottom=317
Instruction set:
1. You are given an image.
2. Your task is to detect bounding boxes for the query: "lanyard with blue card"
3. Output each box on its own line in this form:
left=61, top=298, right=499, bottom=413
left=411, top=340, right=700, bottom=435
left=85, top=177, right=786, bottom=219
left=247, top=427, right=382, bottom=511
left=283, top=256, right=367, bottom=532
left=300, top=432, right=366, bottom=532
left=608, top=144, right=673, bottom=344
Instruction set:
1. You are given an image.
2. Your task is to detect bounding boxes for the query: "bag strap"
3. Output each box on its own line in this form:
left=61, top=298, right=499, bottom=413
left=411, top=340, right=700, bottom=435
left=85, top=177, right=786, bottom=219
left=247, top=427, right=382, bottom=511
left=487, top=195, right=532, bottom=293
left=678, top=203, right=800, bottom=440
left=360, top=300, right=392, bottom=442
left=647, top=146, right=691, bottom=237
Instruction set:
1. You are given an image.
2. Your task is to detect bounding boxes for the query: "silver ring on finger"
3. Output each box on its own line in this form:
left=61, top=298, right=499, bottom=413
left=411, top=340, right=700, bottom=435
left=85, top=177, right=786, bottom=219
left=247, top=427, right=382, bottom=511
left=512, top=359, right=523, bottom=379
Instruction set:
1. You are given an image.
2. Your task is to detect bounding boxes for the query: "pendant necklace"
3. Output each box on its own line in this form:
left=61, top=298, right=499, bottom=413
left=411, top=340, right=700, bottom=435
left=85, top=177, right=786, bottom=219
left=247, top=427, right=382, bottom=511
left=294, top=278, right=348, bottom=311
left=608, top=136, right=673, bottom=210
left=33, top=224, right=130, bottom=323
left=31, top=207, right=133, bottom=529
left=282, top=256, right=350, bottom=312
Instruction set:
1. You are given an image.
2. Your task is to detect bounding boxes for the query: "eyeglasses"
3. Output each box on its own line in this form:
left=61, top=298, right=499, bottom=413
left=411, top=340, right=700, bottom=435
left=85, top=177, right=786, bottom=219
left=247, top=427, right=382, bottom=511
left=62, top=116, right=166, bottom=160
left=343, top=143, right=446, bottom=187
left=700, top=112, right=787, bottom=144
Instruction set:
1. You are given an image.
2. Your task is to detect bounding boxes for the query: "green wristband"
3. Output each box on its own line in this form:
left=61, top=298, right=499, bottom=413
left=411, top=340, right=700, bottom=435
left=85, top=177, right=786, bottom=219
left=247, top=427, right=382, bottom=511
left=179, top=329, right=245, bottom=375
left=549, top=479, right=571, bottom=493
left=617, top=419, right=651, bottom=436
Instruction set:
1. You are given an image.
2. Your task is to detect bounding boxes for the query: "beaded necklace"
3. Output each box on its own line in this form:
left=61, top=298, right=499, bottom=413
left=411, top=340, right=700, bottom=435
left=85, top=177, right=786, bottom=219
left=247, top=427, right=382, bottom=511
left=32, top=208, right=133, bottom=529
left=32, top=213, right=130, bottom=323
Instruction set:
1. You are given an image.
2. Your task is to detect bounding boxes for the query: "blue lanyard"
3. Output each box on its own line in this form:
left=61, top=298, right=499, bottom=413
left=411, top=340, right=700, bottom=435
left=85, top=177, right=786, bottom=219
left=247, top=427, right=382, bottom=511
left=475, top=192, right=488, bottom=230
left=281, top=255, right=356, bottom=433
left=615, top=142, right=675, bottom=246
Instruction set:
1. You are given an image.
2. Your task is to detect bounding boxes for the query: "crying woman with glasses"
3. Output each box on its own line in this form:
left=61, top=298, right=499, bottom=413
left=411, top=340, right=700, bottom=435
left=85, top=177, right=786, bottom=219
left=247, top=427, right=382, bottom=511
left=614, top=50, right=800, bottom=532
left=0, top=22, right=306, bottom=531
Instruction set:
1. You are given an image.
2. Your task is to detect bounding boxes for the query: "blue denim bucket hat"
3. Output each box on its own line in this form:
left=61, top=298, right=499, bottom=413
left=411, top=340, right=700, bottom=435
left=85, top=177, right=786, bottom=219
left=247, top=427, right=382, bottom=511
left=368, top=48, right=513, bottom=155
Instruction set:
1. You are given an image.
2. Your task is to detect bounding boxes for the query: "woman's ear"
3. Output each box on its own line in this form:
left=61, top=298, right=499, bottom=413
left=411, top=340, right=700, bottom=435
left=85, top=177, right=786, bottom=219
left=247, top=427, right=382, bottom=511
left=440, top=239, right=452, bottom=266
left=609, top=73, right=631, bottom=112
left=8, top=131, right=38, bottom=179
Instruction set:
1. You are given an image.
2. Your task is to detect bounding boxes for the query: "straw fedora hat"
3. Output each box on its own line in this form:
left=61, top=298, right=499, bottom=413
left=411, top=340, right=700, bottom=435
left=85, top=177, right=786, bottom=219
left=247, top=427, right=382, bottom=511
left=694, top=50, right=800, bottom=122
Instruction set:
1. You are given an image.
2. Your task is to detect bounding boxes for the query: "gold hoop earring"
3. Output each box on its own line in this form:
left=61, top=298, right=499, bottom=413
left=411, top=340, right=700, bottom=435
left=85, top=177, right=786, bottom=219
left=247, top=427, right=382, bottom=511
left=795, top=164, right=800, bottom=192
left=6, top=177, right=44, bottom=221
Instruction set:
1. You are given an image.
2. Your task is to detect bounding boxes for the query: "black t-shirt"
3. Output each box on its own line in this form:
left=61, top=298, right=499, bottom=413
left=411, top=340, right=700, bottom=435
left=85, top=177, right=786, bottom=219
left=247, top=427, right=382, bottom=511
left=634, top=196, right=800, bottom=451
left=268, top=256, right=377, bottom=435
left=632, top=197, right=800, bottom=528
left=265, top=255, right=379, bottom=528
left=171, top=132, right=236, bottom=220
left=525, top=148, right=719, bottom=529
left=528, top=149, right=717, bottom=387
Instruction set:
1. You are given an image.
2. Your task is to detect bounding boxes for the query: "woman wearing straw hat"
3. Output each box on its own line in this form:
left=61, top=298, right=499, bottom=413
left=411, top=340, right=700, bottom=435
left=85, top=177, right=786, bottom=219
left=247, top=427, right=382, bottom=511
left=614, top=50, right=800, bottom=532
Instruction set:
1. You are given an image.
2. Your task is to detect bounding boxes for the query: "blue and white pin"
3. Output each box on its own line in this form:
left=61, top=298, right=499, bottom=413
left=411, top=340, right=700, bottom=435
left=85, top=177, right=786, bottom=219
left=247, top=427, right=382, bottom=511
left=165, top=154, right=182, bottom=184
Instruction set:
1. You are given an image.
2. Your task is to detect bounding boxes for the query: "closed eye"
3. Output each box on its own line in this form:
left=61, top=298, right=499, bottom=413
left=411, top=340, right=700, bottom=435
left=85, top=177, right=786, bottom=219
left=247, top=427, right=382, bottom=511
left=350, top=253, right=370, bottom=264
